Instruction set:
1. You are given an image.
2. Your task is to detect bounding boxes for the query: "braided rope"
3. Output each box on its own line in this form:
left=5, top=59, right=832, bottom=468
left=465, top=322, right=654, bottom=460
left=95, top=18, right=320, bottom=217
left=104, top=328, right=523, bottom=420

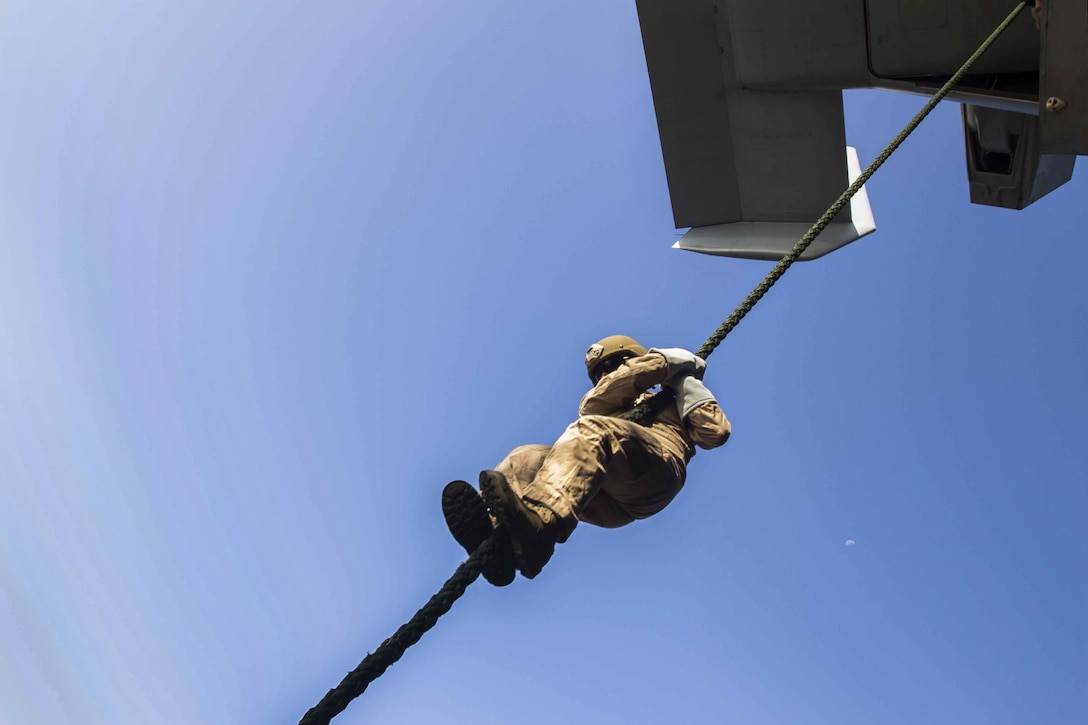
left=624, top=0, right=1028, bottom=425
left=298, top=533, right=502, bottom=725
left=693, top=1, right=1029, bottom=360
left=301, top=3, right=1028, bottom=720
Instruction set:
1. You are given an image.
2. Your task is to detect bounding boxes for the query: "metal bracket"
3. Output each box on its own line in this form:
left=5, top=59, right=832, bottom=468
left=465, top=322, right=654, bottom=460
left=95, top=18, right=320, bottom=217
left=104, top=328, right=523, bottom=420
left=1040, top=0, right=1088, bottom=153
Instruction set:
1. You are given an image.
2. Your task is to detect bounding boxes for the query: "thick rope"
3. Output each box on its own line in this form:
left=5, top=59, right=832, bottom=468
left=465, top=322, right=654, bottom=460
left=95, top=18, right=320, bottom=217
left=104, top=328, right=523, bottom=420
left=301, top=3, right=1028, bottom=720
left=624, top=0, right=1029, bottom=425
left=694, top=1, right=1029, bottom=360
left=298, top=533, right=502, bottom=725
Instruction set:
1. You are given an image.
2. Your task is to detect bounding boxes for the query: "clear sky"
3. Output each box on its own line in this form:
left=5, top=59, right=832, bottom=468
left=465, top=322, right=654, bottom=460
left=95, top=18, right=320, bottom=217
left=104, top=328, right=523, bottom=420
left=1, top=2, right=1085, bottom=723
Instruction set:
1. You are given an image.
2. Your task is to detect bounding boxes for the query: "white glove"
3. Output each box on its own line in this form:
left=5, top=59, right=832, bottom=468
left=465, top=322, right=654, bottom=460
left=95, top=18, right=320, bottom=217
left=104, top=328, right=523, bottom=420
left=650, top=348, right=706, bottom=381
left=673, top=376, right=717, bottom=420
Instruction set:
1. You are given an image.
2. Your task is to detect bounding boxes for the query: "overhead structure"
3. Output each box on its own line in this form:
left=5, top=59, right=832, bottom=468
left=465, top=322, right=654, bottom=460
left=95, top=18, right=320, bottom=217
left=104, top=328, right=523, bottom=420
left=636, top=0, right=1088, bottom=260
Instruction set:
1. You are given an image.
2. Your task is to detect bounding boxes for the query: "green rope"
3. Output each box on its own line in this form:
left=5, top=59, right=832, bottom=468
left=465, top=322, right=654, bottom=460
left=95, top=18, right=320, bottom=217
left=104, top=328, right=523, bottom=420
left=299, top=532, right=502, bottom=725
left=625, top=0, right=1029, bottom=425
left=695, top=1, right=1029, bottom=359
left=301, top=3, right=1029, bottom=720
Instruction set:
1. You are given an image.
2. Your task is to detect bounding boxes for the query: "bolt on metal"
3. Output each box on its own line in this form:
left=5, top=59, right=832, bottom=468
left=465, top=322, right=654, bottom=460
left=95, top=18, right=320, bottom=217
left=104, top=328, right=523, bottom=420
left=1045, top=96, right=1067, bottom=112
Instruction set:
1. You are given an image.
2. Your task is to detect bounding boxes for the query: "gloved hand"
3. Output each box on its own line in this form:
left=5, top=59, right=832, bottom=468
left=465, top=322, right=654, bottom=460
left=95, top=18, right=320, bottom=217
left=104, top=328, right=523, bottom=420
left=673, top=375, right=717, bottom=420
left=650, top=348, right=706, bottom=381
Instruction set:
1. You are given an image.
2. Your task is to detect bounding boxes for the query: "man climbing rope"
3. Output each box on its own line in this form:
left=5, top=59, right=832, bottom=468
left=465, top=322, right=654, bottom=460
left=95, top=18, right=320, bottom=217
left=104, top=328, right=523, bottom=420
left=307, top=7, right=1033, bottom=715
left=443, top=335, right=730, bottom=585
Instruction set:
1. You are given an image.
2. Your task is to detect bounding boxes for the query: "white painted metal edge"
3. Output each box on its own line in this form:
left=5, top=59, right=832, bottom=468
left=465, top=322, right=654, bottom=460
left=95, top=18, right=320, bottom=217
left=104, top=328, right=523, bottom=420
left=674, top=147, right=877, bottom=261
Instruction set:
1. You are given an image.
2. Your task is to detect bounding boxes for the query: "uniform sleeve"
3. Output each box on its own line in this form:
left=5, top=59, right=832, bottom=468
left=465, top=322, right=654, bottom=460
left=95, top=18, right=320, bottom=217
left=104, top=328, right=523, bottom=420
left=685, top=401, right=731, bottom=449
left=579, top=353, right=668, bottom=416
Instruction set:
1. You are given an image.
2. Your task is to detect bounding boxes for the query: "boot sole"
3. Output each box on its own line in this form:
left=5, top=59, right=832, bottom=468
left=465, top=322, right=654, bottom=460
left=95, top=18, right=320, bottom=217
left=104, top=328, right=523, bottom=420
left=441, top=480, right=516, bottom=587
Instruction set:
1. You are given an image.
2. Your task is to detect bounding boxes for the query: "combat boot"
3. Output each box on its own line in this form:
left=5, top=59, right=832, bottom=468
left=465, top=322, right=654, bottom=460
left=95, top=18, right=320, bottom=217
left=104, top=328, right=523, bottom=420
left=479, top=470, right=561, bottom=578
left=441, top=480, right=516, bottom=587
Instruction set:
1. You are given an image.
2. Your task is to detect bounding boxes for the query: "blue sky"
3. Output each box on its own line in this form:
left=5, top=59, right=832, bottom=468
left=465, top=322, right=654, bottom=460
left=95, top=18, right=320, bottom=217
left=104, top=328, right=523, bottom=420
left=1, top=2, right=1084, bottom=723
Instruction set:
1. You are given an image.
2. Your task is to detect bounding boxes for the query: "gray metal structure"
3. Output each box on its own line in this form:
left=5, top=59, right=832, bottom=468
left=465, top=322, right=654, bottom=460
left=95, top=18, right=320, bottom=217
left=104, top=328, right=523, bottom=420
left=636, top=0, right=1087, bottom=260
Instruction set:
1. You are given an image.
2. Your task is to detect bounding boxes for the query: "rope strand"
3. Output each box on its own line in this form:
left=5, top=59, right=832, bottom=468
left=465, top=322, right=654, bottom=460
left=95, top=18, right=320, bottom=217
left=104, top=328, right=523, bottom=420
left=694, top=1, right=1029, bottom=361
left=624, top=0, right=1029, bottom=425
left=299, top=533, right=502, bottom=725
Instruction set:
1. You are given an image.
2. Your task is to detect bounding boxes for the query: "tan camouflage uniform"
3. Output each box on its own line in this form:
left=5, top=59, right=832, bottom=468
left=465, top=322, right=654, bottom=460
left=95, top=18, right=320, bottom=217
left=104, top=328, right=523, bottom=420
left=495, top=352, right=730, bottom=538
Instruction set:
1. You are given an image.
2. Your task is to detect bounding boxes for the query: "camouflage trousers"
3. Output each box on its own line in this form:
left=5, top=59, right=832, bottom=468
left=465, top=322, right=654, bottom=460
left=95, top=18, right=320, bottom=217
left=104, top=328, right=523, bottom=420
left=495, top=414, right=688, bottom=534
